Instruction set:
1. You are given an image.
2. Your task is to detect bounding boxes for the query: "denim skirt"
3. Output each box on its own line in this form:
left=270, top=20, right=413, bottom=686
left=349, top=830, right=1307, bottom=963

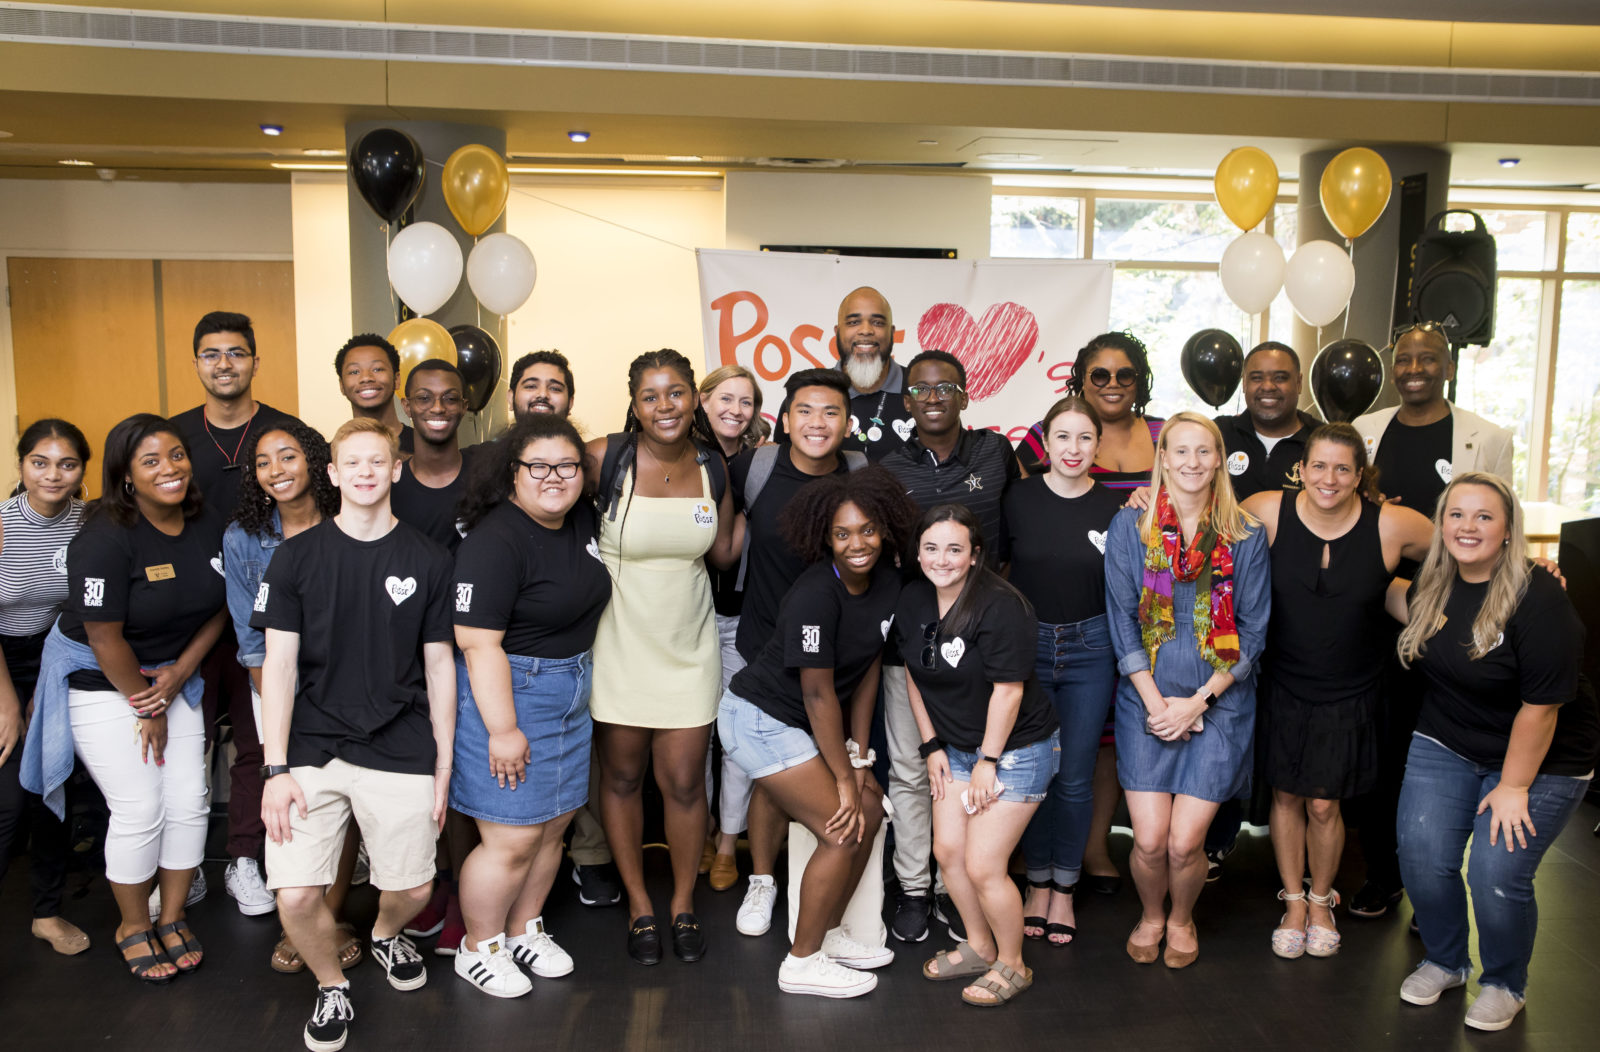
left=450, top=651, right=592, bottom=826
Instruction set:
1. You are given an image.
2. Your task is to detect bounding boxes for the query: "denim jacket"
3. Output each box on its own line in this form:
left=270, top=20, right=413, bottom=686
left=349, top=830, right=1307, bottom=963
left=19, top=622, right=204, bottom=819
left=223, top=510, right=283, bottom=669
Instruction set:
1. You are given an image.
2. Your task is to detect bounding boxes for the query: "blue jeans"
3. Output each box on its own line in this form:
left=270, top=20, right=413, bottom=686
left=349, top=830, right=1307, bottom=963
left=1396, top=733, right=1591, bottom=998
left=1020, top=616, right=1117, bottom=886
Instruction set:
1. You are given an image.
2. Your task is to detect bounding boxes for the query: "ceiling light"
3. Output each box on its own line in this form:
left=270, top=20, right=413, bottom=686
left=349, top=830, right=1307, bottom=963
left=507, top=166, right=721, bottom=177
left=58, top=159, right=94, bottom=166
left=302, top=148, right=345, bottom=157
left=567, top=130, right=591, bottom=143
left=0, top=130, right=13, bottom=139
left=270, top=162, right=346, bottom=170
left=1498, top=157, right=1520, bottom=168
left=665, top=155, right=703, bottom=162
left=918, top=139, right=939, bottom=146
left=977, top=153, right=1042, bottom=162
left=260, top=124, right=284, bottom=136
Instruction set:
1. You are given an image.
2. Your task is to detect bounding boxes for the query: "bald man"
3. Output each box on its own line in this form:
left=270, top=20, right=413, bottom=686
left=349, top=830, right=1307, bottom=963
left=835, top=287, right=914, bottom=462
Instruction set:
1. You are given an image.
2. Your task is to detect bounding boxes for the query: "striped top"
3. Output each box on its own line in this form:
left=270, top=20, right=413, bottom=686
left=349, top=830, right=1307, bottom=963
left=0, top=493, right=86, bottom=635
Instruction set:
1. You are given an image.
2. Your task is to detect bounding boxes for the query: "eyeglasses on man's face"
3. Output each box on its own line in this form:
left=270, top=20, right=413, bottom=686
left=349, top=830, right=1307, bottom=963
left=197, top=349, right=254, bottom=365
left=906, top=382, right=965, bottom=402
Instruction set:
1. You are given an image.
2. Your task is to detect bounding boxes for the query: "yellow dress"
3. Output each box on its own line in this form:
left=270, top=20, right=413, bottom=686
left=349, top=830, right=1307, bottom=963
left=588, top=464, right=720, bottom=728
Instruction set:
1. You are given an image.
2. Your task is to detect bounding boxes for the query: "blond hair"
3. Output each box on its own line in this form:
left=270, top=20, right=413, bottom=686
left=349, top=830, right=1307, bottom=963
left=1397, top=472, right=1530, bottom=666
left=699, top=364, right=765, bottom=450
left=330, top=416, right=399, bottom=460
left=1139, top=411, right=1255, bottom=544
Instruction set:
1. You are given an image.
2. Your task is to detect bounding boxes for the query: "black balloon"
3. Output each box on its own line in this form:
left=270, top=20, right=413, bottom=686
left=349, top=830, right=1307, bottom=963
left=349, top=128, right=424, bottom=224
left=1180, top=329, right=1244, bottom=408
left=1311, top=339, right=1384, bottom=423
left=449, top=324, right=503, bottom=414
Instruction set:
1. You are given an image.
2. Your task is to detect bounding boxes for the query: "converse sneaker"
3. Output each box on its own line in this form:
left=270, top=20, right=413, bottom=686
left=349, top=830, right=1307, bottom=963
left=453, top=933, right=532, bottom=999
left=304, top=982, right=354, bottom=1052
left=778, top=950, right=878, bottom=998
left=1465, top=986, right=1526, bottom=1031
left=1399, top=961, right=1469, bottom=1006
left=736, top=875, right=777, bottom=937
left=821, top=926, right=894, bottom=970
left=224, top=858, right=277, bottom=917
left=507, top=917, right=573, bottom=978
left=147, top=868, right=208, bottom=921
left=370, top=932, right=428, bottom=991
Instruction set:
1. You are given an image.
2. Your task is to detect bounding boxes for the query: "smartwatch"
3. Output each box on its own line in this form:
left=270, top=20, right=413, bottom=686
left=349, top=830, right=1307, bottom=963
left=260, top=764, right=292, bottom=781
left=976, top=752, right=1003, bottom=767
left=1195, top=687, right=1215, bottom=711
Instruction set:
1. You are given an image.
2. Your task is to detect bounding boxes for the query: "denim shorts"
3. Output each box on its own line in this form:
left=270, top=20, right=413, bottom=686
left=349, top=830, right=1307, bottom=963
left=450, top=651, right=592, bottom=826
left=717, top=688, right=819, bottom=780
left=945, top=731, right=1061, bottom=804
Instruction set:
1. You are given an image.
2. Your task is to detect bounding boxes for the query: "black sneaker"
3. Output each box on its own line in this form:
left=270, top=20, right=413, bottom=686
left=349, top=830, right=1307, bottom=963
left=932, top=892, right=967, bottom=942
left=571, top=863, right=623, bottom=908
left=1204, top=845, right=1231, bottom=884
left=370, top=932, right=428, bottom=991
left=304, top=983, right=354, bottom=1052
left=892, top=891, right=931, bottom=943
left=1348, top=881, right=1404, bottom=919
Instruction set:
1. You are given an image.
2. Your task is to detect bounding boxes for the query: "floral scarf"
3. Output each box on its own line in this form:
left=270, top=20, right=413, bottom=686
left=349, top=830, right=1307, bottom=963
left=1137, top=487, right=1240, bottom=674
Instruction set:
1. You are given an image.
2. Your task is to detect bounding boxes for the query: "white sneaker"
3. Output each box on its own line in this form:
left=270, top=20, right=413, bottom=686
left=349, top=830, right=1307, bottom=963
left=821, top=926, right=894, bottom=970
left=1465, top=986, right=1526, bottom=1031
left=778, top=950, right=877, bottom=998
left=147, top=868, right=208, bottom=921
left=225, top=858, right=277, bottom=917
left=507, top=917, right=573, bottom=978
left=453, top=933, right=532, bottom=999
left=1399, top=961, right=1469, bottom=1005
left=736, top=875, right=777, bottom=936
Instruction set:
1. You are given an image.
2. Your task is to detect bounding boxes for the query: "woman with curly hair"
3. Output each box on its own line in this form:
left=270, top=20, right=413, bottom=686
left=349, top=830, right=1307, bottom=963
left=717, top=466, right=916, bottom=997
left=221, top=422, right=355, bottom=975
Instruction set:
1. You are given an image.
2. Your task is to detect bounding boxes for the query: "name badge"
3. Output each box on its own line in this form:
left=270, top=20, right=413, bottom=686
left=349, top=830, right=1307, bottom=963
left=145, top=563, right=176, bottom=582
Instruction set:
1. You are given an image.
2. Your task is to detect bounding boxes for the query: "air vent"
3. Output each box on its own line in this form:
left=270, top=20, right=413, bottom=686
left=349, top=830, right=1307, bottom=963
left=0, top=2, right=1596, bottom=105
left=754, top=158, right=850, bottom=168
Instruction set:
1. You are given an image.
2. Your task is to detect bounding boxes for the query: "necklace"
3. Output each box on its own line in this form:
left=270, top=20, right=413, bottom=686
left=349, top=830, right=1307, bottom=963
left=203, top=405, right=258, bottom=472
left=642, top=441, right=692, bottom=484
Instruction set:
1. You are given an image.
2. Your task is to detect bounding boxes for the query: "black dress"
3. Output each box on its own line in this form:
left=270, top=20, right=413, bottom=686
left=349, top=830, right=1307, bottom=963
left=1261, top=491, right=1390, bottom=799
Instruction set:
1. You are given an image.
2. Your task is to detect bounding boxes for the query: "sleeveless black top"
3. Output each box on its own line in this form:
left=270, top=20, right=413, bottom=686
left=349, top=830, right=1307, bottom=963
left=1265, top=490, right=1392, bottom=704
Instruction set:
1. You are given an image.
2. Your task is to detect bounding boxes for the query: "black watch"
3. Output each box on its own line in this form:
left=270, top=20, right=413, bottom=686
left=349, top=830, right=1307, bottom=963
left=917, top=737, right=945, bottom=759
left=260, top=764, right=292, bottom=781
left=976, top=752, right=1003, bottom=766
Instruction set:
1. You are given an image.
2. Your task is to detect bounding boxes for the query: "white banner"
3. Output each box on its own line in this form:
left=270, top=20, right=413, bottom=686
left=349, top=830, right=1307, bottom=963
left=695, top=249, right=1114, bottom=442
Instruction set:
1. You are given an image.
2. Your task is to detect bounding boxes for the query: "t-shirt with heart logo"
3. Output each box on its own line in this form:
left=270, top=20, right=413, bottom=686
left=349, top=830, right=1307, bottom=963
left=250, top=517, right=453, bottom=775
left=1001, top=476, right=1125, bottom=625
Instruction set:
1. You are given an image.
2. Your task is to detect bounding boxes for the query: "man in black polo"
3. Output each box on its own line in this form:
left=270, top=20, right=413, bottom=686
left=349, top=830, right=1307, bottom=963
left=877, top=349, right=1021, bottom=942
left=835, top=287, right=914, bottom=462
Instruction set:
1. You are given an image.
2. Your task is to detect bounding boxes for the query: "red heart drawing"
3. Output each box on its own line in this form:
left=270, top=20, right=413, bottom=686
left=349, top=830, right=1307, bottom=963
left=915, top=302, right=1039, bottom=401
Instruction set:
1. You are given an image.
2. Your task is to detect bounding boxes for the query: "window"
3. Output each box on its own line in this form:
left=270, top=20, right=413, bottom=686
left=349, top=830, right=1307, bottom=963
left=990, top=195, right=1081, bottom=258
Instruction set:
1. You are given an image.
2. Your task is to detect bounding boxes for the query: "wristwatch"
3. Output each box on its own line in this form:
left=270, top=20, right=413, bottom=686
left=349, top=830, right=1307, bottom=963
left=976, top=752, right=1003, bottom=767
left=260, top=764, right=292, bottom=781
left=1195, top=687, right=1215, bottom=710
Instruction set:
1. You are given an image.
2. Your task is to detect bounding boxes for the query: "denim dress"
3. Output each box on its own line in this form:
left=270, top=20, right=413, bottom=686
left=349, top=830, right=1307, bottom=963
left=1103, top=507, right=1270, bottom=803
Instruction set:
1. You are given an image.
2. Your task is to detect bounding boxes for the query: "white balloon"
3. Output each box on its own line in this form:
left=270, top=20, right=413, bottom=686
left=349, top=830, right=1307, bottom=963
left=1219, top=232, right=1285, bottom=315
left=1284, top=240, right=1356, bottom=328
left=467, top=233, right=537, bottom=316
left=386, top=221, right=463, bottom=316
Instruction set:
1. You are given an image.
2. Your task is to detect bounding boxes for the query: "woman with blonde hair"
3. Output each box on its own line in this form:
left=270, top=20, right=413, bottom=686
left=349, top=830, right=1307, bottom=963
left=1387, top=472, right=1597, bottom=1032
left=1103, top=411, right=1269, bottom=969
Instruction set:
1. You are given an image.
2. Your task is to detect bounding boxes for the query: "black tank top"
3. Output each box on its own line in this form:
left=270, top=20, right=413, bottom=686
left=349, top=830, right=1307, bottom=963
left=1266, top=490, right=1392, bottom=703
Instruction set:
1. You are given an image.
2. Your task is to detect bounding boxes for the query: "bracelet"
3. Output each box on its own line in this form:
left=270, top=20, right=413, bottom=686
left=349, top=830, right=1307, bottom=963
left=845, top=738, right=876, bottom=768
left=917, top=737, right=945, bottom=759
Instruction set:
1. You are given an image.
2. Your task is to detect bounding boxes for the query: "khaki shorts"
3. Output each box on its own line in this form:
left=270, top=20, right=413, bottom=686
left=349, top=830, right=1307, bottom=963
left=265, top=758, right=437, bottom=892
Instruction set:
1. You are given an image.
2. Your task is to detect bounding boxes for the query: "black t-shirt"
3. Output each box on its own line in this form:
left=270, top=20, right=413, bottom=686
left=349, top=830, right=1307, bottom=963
left=1375, top=413, right=1453, bottom=516
left=1413, top=569, right=1600, bottom=777
left=452, top=500, right=612, bottom=658
left=59, top=506, right=227, bottom=691
left=843, top=387, right=915, bottom=463
left=730, top=561, right=900, bottom=734
left=894, top=577, right=1054, bottom=752
left=399, top=424, right=415, bottom=456
left=170, top=402, right=302, bottom=522
left=250, top=518, right=453, bottom=775
left=391, top=446, right=476, bottom=552
left=731, top=445, right=851, bottom=661
left=1003, top=477, right=1124, bottom=625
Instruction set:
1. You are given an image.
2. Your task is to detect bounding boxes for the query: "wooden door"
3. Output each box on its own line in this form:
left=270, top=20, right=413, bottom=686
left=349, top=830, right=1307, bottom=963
left=158, top=260, right=299, bottom=417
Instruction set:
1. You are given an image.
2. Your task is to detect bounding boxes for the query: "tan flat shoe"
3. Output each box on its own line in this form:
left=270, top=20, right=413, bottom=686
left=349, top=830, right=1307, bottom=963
left=708, top=853, right=739, bottom=892
left=698, top=836, right=716, bottom=875
left=1126, top=921, right=1162, bottom=965
left=32, top=917, right=90, bottom=956
left=1163, top=921, right=1198, bottom=969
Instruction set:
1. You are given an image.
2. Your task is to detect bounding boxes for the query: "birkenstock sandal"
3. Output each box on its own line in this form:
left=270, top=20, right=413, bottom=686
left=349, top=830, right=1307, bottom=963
left=921, top=947, right=994, bottom=981
left=962, top=961, right=1034, bottom=1006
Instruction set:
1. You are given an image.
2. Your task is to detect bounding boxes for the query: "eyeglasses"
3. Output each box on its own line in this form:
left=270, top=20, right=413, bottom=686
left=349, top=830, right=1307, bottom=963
left=407, top=391, right=464, bottom=409
left=197, top=349, right=253, bottom=365
left=1088, top=366, right=1138, bottom=388
left=517, top=460, right=580, bottom=480
left=906, top=382, right=964, bottom=402
left=920, top=620, right=939, bottom=670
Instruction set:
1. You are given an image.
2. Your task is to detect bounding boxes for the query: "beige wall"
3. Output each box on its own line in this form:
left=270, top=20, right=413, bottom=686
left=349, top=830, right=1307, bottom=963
left=289, top=174, right=355, bottom=438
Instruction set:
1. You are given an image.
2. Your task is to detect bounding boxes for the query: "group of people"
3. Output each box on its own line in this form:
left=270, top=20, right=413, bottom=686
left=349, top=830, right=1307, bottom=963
left=0, top=296, right=1592, bottom=1050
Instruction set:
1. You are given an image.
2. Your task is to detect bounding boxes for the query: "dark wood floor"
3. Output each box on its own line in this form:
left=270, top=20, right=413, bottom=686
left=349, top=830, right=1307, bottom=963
left=4, top=806, right=1599, bottom=1051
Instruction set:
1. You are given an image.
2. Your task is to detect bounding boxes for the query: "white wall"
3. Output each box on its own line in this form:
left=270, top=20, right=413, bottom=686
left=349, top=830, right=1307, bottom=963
left=289, top=174, right=354, bottom=438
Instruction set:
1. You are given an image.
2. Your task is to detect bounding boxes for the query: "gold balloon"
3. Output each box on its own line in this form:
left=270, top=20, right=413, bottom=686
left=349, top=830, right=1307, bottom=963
left=1214, top=147, right=1279, bottom=231
left=388, top=318, right=458, bottom=395
left=1320, top=147, right=1393, bottom=241
left=441, top=144, right=510, bottom=237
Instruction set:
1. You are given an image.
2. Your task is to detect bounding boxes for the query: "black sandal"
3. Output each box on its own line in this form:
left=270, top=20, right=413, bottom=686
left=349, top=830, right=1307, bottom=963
left=1046, top=881, right=1078, bottom=945
left=1022, top=879, right=1050, bottom=941
left=117, top=929, right=175, bottom=984
left=156, top=920, right=204, bottom=972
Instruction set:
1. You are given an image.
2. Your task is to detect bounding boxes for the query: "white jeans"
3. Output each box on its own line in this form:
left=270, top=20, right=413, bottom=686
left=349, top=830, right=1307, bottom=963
left=69, top=688, right=209, bottom=884
left=715, top=614, right=753, bottom=834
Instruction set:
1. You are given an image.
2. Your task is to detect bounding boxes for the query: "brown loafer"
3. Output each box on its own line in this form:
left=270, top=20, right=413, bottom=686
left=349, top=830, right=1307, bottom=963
left=32, top=917, right=90, bottom=956
left=708, top=853, right=739, bottom=892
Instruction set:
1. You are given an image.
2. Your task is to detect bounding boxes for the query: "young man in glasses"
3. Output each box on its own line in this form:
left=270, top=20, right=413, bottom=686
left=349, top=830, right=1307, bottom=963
left=835, top=287, right=915, bottom=462
left=391, top=360, right=475, bottom=554
left=877, top=349, right=1022, bottom=943
left=168, top=310, right=304, bottom=919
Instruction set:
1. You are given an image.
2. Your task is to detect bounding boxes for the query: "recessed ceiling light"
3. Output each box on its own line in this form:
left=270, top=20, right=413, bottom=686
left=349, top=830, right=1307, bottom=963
left=567, top=130, right=591, bottom=143
left=918, top=139, right=939, bottom=146
left=1498, top=157, right=1521, bottom=168
left=665, top=155, right=702, bottom=162
left=302, top=148, right=344, bottom=157
left=260, top=124, right=284, bottom=136
left=58, top=159, right=94, bottom=166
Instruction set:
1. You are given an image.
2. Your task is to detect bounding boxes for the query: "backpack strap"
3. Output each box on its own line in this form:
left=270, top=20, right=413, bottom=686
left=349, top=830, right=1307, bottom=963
left=734, top=445, right=781, bottom=591
left=694, top=440, right=728, bottom=507
left=595, top=432, right=636, bottom=521
left=842, top=450, right=868, bottom=473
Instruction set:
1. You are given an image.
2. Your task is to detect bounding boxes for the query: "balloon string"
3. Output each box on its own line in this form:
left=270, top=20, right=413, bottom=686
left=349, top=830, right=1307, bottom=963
left=1342, top=238, right=1354, bottom=341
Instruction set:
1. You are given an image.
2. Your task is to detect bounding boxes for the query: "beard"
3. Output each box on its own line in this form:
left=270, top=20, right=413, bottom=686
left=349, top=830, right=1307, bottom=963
left=843, top=352, right=887, bottom=392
